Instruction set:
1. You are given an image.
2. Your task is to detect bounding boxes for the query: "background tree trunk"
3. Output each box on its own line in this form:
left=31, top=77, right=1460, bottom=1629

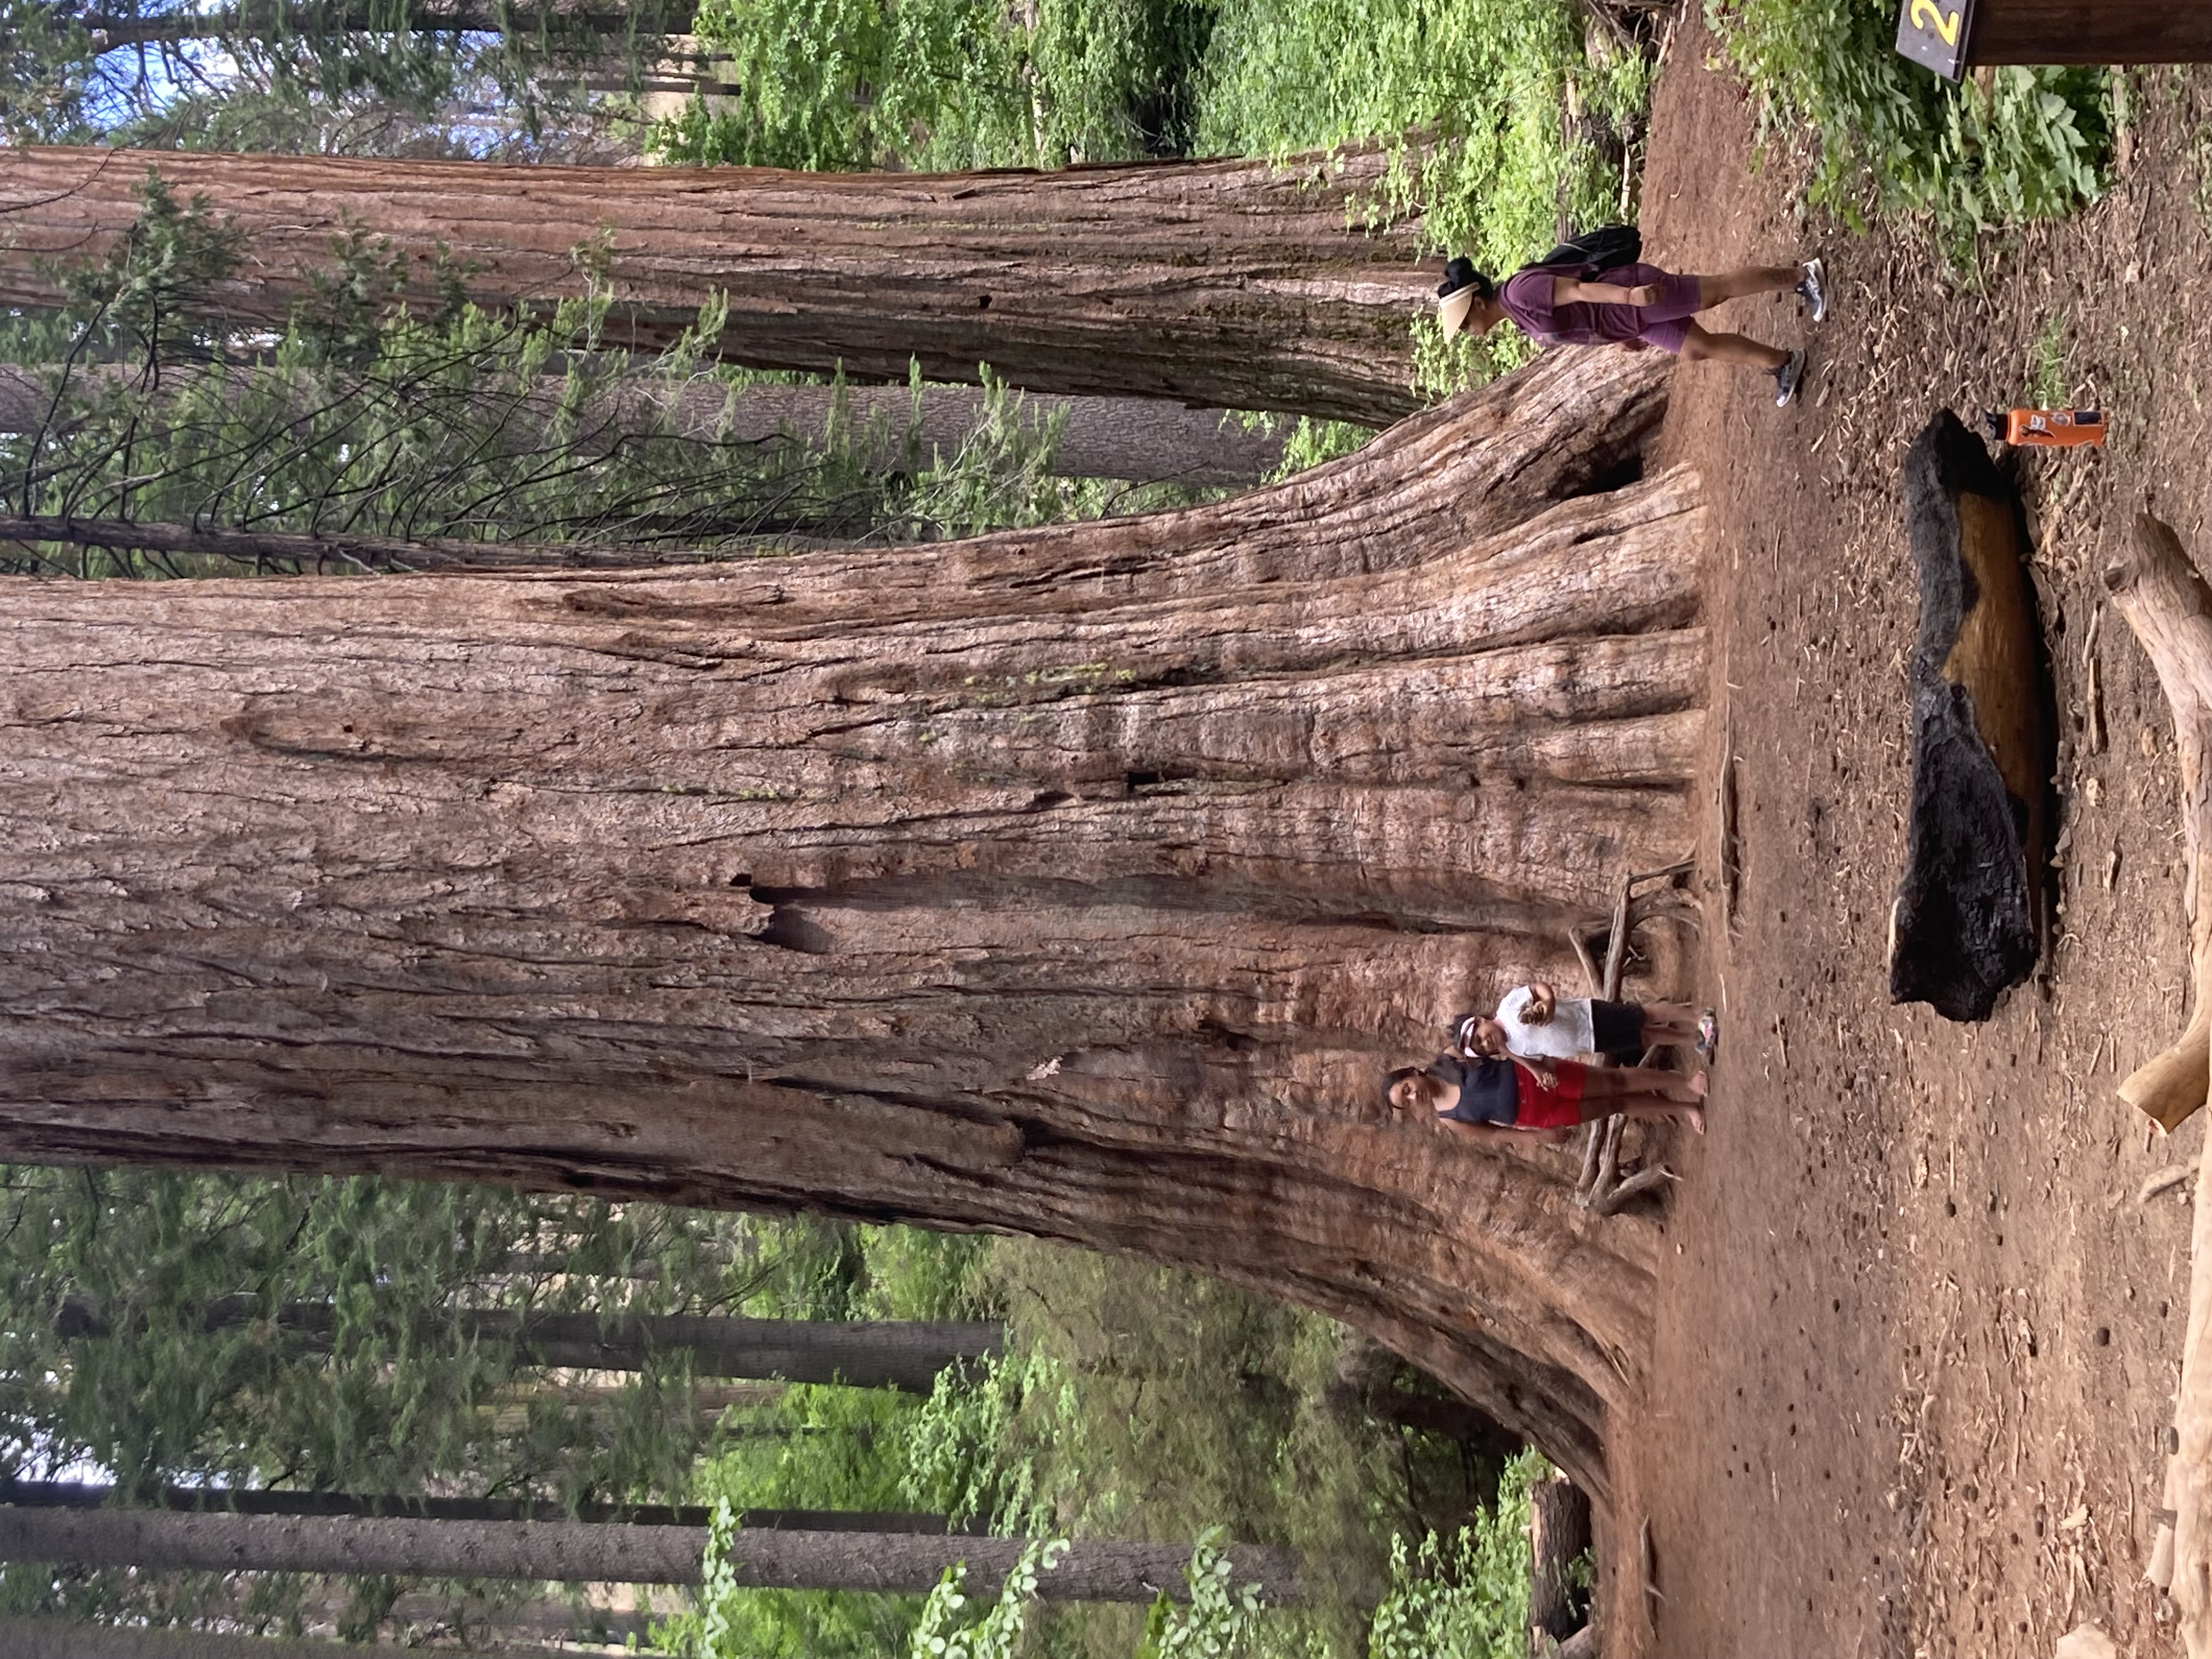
left=0, top=366, right=1293, bottom=486
left=0, top=1505, right=1297, bottom=1602
left=57, top=1297, right=1004, bottom=1390
left=0, top=348, right=1692, bottom=1506
left=0, top=1481, right=968, bottom=1532
left=0, top=1616, right=552, bottom=1659
left=0, top=147, right=1431, bottom=424
left=74, top=0, right=698, bottom=43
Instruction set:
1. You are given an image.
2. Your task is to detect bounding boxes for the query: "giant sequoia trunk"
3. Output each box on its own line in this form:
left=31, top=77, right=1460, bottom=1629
left=0, top=147, right=1430, bottom=424
left=0, top=348, right=1696, bottom=1509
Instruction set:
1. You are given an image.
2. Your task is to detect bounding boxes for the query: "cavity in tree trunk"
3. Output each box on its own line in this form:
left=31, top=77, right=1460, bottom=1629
left=0, top=146, right=1430, bottom=424
left=57, top=1296, right=1003, bottom=1390
left=0, top=1504, right=1297, bottom=1602
left=0, top=348, right=1696, bottom=1511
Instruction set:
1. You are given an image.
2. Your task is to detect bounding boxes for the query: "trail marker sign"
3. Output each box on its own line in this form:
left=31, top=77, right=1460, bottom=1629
left=1896, top=0, right=1973, bottom=78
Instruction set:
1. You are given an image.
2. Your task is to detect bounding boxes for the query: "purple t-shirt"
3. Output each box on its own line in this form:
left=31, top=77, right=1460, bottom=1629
left=1498, top=262, right=1698, bottom=348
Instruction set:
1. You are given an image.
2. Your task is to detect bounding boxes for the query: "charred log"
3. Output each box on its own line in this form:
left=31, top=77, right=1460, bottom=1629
left=1887, top=410, right=2050, bottom=1022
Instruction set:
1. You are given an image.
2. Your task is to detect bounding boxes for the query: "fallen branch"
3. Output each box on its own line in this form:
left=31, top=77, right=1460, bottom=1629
left=2106, top=513, right=2212, bottom=1132
left=2104, top=513, right=2212, bottom=1659
left=1571, top=860, right=1695, bottom=1211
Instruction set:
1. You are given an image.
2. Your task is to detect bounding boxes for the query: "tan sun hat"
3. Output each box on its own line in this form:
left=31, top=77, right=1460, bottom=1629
left=1436, top=256, right=1491, bottom=341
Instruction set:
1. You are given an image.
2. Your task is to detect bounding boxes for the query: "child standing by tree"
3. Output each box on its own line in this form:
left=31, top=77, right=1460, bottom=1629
left=1457, top=987, right=1717, bottom=1070
left=1436, top=252, right=1827, bottom=408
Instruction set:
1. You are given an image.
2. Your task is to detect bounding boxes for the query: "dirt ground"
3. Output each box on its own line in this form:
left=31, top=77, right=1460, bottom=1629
left=1616, top=21, right=2212, bottom=1659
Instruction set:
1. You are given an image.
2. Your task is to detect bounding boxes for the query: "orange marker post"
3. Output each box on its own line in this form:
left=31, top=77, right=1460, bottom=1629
left=1982, top=408, right=2107, bottom=449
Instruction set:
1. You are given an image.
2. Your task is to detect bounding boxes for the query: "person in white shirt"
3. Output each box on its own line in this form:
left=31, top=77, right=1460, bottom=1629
left=1458, top=984, right=1714, bottom=1068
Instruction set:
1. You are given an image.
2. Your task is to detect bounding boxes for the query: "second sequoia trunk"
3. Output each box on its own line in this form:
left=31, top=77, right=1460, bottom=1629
left=0, top=146, right=1432, bottom=425
left=0, top=349, right=1695, bottom=1510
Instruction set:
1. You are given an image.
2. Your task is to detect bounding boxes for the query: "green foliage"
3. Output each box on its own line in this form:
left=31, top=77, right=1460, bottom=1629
left=1138, top=1532, right=1268, bottom=1659
left=1365, top=1454, right=1547, bottom=1659
left=653, top=0, right=1031, bottom=169
left=1197, top=0, right=1641, bottom=270
left=2029, top=308, right=2071, bottom=407
left=1706, top=0, right=2109, bottom=238
left=657, top=0, right=1217, bottom=168
left=905, top=1539, right=1069, bottom=1659
left=3, top=187, right=1173, bottom=575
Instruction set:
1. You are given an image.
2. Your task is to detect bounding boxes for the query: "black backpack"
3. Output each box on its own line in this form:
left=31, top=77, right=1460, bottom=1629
left=1536, top=223, right=1641, bottom=272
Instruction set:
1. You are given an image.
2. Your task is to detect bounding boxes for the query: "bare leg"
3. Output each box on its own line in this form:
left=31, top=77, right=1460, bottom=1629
left=1637, top=1000, right=1703, bottom=1042
left=1680, top=322, right=1788, bottom=373
left=1572, top=1097, right=1705, bottom=1135
left=1693, top=265, right=1803, bottom=308
left=1580, top=1066, right=1705, bottom=1107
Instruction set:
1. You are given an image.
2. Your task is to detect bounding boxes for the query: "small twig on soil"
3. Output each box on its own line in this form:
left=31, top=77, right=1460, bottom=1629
left=1640, top=1519, right=1661, bottom=1632
left=2138, top=1162, right=2198, bottom=1205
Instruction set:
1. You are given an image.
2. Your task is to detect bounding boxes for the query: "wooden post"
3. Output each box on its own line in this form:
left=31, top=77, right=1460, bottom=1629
left=1968, top=2, right=2212, bottom=65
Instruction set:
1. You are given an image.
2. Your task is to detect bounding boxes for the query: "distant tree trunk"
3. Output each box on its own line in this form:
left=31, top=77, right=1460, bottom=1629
left=0, top=1505, right=1299, bottom=1603
left=57, top=1297, right=1003, bottom=1391
left=0, top=348, right=1693, bottom=1509
left=0, top=147, right=1430, bottom=423
left=0, top=365, right=1293, bottom=485
left=0, top=1617, right=554, bottom=1659
left=73, top=0, right=697, bottom=43
left=0, top=1480, right=965, bottom=1532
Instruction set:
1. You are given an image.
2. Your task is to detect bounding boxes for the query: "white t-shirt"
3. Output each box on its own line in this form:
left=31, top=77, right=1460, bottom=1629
left=1494, top=987, right=1596, bottom=1060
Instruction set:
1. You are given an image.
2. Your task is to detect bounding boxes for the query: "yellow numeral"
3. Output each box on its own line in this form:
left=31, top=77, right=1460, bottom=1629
left=1910, top=0, right=1961, bottom=47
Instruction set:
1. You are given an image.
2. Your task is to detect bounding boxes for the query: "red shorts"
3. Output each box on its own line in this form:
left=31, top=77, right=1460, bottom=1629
left=1514, top=1060, right=1589, bottom=1130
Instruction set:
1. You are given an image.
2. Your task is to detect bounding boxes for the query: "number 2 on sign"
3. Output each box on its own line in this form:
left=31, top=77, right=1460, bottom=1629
left=1909, top=0, right=1960, bottom=46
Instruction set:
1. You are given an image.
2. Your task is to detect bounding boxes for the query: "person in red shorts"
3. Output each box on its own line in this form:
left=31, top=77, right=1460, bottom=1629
left=1384, top=1048, right=1706, bottom=1144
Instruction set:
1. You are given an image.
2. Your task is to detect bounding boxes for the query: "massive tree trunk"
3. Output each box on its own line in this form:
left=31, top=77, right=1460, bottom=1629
left=0, top=1504, right=1297, bottom=1602
left=0, top=347, right=1695, bottom=1509
left=0, top=365, right=1293, bottom=485
left=0, top=146, right=1430, bottom=424
left=58, top=1296, right=1004, bottom=1390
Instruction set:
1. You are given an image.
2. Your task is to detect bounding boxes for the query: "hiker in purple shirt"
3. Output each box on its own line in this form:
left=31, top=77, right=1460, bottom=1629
left=1437, top=248, right=1827, bottom=408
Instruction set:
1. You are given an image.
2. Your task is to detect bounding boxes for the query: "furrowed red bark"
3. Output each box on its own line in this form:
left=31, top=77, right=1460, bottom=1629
left=0, top=1506, right=1296, bottom=1601
left=0, top=348, right=1689, bottom=1508
left=0, top=146, right=1431, bottom=424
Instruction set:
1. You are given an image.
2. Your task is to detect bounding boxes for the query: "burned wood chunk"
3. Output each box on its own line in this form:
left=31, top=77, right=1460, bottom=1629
left=1887, top=410, right=2051, bottom=1023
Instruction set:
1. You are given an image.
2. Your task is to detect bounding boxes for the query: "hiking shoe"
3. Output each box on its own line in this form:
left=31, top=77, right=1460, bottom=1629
left=1797, top=257, right=1828, bottom=323
left=1695, top=1009, right=1719, bottom=1062
left=1773, top=349, right=1806, bottom=408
